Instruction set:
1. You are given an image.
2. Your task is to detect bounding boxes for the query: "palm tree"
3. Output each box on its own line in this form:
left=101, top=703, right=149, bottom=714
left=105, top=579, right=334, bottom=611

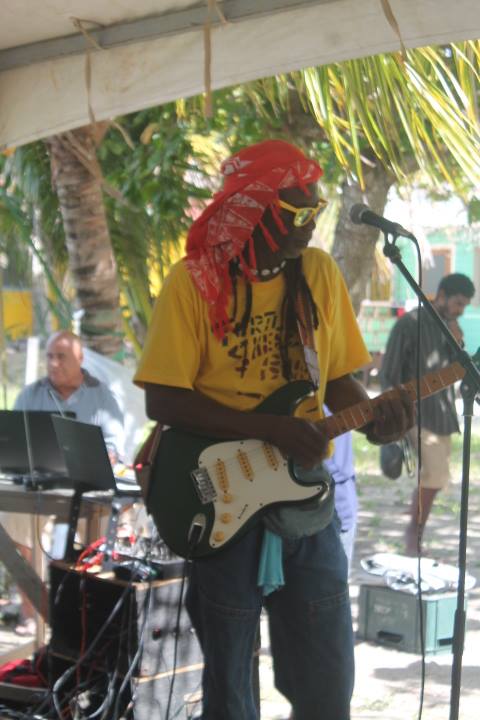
left=45, top=124, right=123, bottom=357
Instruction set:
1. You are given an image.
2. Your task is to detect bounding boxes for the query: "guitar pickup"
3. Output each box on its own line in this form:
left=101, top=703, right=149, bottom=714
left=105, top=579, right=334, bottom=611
left=191, top=467, right=217, bottom=504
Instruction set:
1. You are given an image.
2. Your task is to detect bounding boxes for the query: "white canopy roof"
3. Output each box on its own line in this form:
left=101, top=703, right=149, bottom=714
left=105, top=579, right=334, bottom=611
left=1, top=0, right=480, bottom=150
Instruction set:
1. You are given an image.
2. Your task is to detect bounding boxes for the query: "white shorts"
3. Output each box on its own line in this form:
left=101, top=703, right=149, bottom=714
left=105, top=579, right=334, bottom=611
left=408, top=427, right=451, bottom=490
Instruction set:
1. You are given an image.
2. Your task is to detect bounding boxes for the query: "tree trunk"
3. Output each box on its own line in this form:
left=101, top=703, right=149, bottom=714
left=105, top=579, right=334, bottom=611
left=46, top=124, right=123, bottom=357
left=331, top=153, right=395, bottom=314
left=280, top=99, right=397, bottom=311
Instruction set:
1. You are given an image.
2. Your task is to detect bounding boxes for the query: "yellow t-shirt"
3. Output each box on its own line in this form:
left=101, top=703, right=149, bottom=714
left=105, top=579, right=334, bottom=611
left=134, top=248, right=371, bottom=422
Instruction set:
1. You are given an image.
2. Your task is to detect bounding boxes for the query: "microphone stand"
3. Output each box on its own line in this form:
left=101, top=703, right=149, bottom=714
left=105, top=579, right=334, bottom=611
left=381, top=234, right=480, bottom=720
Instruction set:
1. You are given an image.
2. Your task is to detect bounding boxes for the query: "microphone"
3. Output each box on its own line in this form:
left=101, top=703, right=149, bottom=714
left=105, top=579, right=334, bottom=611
left=350, top=203, right=415, bottom=240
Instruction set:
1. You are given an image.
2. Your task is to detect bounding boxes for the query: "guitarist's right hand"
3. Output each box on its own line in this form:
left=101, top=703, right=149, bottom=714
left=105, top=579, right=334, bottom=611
left=266, top=416, right=329, bottom=470
left=145, top=384, right=329, bottom=469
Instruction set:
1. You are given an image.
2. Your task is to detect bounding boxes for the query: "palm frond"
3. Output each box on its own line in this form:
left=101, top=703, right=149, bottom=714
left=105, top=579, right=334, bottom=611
left=271, top=41, right=480, bottom=193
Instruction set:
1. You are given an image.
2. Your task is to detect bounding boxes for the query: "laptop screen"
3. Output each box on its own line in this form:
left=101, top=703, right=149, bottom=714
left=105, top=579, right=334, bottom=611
left=0, top=410, right=75, bottom=475
left=52, top=415, right=117, bottom=492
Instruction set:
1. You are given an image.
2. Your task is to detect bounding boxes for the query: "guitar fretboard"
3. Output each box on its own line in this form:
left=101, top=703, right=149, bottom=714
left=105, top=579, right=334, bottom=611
left=321, top=361, right=465, bottom=440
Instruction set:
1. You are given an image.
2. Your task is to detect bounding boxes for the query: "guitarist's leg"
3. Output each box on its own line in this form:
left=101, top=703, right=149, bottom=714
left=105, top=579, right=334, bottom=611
left=266, top=521, right=353, bottom=720
left=404, top=429, right=451, bottom=556
left=185, top=524, right=264, bottom=720
left=405, top=487, right=439, bottom=555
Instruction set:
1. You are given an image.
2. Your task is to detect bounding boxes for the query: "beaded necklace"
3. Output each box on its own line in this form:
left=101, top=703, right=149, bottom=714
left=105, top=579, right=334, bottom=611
left=250, top=260, right=287, bottom=279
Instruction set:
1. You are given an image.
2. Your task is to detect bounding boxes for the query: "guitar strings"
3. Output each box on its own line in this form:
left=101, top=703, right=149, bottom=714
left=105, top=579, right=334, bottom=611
left=198, top=364, right=461, bottom=489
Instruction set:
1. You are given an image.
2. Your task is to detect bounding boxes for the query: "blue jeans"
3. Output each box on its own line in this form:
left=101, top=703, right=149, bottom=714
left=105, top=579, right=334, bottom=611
left=186, top=521, right=354, bottom=720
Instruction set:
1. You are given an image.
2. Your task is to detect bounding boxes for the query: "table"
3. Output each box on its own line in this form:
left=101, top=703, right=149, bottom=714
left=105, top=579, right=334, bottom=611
left=0, top=480, right=114, bottom=661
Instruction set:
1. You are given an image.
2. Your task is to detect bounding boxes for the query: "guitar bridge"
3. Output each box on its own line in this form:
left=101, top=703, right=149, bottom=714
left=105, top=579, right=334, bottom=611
left=191, top=467, right=217, bottom=504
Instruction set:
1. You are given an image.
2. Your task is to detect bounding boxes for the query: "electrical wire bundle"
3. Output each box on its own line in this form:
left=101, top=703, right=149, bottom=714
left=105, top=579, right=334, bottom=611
left=18, top=529, right=201, bottom=720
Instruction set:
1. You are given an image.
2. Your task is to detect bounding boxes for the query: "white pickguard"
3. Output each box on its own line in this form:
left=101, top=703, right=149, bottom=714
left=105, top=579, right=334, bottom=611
left=197, top=438, right=325, bottom=550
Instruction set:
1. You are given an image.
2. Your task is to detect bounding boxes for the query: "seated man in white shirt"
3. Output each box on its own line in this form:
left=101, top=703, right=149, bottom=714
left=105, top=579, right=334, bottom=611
left=3, top=330, right=124, bottom=635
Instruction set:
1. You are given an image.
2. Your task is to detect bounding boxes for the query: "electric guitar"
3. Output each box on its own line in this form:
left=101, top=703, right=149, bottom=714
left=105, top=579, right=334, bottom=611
left=150, top=354, right=478, bottom=559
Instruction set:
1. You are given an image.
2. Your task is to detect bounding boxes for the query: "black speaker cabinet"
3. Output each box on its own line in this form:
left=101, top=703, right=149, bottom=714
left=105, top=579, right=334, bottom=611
left=49, top=561, right=203, bottom=718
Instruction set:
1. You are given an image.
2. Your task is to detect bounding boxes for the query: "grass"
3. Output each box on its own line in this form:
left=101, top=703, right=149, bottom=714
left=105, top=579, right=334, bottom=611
left=352, top=426, right=480, bottom=479
left=352, top=422, right=480, bottom=551
left=351, top=416, right=480, bottom=563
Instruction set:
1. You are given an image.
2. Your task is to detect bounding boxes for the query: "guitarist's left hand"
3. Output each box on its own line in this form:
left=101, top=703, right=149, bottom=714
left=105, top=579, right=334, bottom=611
left=325, top=374, right=415, bottom=446
left=364, top=386, right=415, bottom=445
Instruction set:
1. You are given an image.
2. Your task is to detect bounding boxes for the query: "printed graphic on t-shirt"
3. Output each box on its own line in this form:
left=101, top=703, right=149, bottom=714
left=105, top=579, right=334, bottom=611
left=222, top=310, right=307, bottom=382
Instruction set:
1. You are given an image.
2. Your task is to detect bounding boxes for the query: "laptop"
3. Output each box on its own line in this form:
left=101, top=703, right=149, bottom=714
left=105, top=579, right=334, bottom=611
left=0, top=410, right=75, bottom=485
left=52, top=415, right=141, bottom=496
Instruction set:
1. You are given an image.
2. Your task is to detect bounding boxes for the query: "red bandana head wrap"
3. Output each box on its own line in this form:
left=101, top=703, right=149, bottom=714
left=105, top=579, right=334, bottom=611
left=185, top=139, right=323, bottom=338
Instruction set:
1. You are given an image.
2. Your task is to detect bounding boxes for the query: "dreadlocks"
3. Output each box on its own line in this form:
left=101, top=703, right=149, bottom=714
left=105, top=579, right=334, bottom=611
left=227, top=254, right=319, bottom=382
left=281, top=257, right=319, bottom=380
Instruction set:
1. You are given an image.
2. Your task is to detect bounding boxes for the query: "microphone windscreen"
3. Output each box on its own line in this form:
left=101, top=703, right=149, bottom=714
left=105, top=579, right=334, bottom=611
left=349, top=203, right=369, bottom=225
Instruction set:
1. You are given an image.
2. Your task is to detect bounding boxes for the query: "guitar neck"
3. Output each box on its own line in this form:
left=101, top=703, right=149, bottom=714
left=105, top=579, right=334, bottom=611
left=322, top=361, right=465, bottom=440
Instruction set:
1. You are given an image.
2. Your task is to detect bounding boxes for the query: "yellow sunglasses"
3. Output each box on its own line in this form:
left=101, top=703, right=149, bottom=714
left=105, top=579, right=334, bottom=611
left=278, top=198, right=328, bottom=227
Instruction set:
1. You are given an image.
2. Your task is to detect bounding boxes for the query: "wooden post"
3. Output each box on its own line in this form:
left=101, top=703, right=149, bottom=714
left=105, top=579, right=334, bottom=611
left=0, top=522, right=48, bottom=621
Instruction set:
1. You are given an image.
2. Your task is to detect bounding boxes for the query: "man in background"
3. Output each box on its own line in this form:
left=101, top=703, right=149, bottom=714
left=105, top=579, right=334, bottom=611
left=14, top=330, right=124, bottom=461
left=2, top=330, right=124, bottom=634
left=381, top=273, right=475, bottom=556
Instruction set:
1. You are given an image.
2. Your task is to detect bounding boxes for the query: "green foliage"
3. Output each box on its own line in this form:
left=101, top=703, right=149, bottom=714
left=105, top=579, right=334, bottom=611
left=3, top=143, right=67, bottom=267
left=276, top=43, right=480, bottom=194
left=101, top=106, right=211, bottom=259
left=0, top=191, right=32, bottom=283
left=98, top=105, right=214, bottom=334
left=184, top=86, right=286, bottom=152
left=186, top=84, right=343, bottom=188
left=467, top=197, right=480, bottom=223
left=2, top=40, right=480, bottom=352
left=0, top=145, right=71, bottom=331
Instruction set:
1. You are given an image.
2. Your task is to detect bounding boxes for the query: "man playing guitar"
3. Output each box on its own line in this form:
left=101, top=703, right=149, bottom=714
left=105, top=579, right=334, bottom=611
left=134, top=140, right=413, bottom=720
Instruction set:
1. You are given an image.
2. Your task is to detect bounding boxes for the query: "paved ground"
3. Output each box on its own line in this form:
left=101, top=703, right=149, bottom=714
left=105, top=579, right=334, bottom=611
left=1, top=416, right=479, bottom=719
left=257, top=420, right=480, bottom=720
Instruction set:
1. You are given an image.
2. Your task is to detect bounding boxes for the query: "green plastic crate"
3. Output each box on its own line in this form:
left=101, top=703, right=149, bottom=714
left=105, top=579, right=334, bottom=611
left=357, top=584, right=463, bottom=655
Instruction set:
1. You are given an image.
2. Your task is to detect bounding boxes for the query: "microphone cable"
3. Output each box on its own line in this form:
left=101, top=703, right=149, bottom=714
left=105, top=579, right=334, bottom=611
left=23, top=560, right=125, bottom=720
left=401, top=233, right=426, bottom=720
left=111, top=557, right=155, bottom=719
left=87, top=556, right=148, bottom=720
left=51, top=579, right=132, bottom=718
left=413, top=237, right=426, bottom=720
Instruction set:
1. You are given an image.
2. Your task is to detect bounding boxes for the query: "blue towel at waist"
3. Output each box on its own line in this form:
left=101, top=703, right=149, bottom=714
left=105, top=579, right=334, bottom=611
left=257, top=529, right=284, bottom=596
